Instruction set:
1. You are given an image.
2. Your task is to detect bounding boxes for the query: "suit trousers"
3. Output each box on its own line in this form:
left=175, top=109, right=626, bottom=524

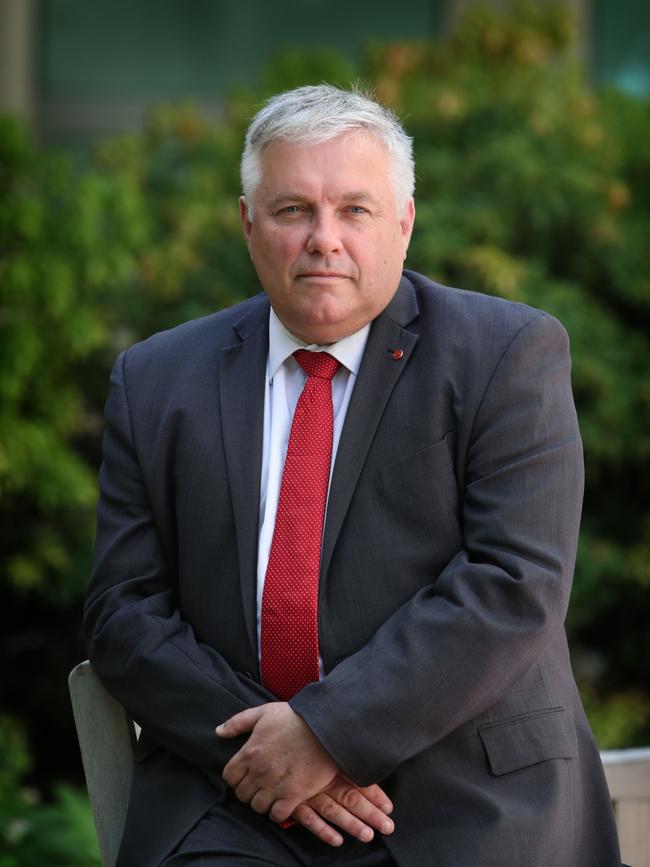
left=160, top=793, right=397, bottom=867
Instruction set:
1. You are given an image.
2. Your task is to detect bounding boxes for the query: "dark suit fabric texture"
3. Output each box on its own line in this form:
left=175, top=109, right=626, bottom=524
left=84, top=271, right=620, bottom=867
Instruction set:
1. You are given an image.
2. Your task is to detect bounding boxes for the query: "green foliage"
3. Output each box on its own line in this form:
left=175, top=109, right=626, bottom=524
left=0, top=715, right=99, bottom=866
left=0, top=716, right=31, bottom=792
left=1, top=116, right=127, bottom=602
left=0, top=785, right=99, bottom=867
left=1, top=2, right=649, bottom=858
left=91, top=104, right=255, bottom=339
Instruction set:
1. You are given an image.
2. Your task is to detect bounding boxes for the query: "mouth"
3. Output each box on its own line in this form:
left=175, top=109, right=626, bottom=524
left=296, top=271, right=350, bottom=280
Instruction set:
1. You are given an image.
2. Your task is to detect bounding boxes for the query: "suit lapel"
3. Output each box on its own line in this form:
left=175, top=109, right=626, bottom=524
left=320, top=276, right=420, bottom=580
left=219, top=296, right=269, bottom=662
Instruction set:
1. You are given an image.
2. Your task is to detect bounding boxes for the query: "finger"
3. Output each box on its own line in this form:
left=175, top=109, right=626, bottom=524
left=250, top=789, right=274, bottom=815
left=222, top=755, right=248, bottom=789
left=307, top=792, right=375, bottom=843
left=336, top=775, right=393, bottom=814
left=355, top=783, right=394, bottom=815
left=323, top=780, right=394, bottom=835
left=291, top=803, right=343, bottom=847
left=269, top=797, right=300, bottom=824
left=224, top=745, right=279, bottom=793
left=216, top=706, right=263, bottom=738
left=234, top=777, right=262, bottom=805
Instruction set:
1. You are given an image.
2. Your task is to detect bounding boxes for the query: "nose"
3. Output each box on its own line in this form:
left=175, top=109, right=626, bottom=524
left=306, top=212, right=342, bottom=256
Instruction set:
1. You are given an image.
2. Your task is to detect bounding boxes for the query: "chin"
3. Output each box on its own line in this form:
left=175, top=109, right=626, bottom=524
left=289, top=303, right=371, bottom=344
left=307, top=323, right=362, bottom=345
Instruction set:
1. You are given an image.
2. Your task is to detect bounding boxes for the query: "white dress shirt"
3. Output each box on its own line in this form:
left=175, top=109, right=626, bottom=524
left=256, top=308, right=370, bottom=665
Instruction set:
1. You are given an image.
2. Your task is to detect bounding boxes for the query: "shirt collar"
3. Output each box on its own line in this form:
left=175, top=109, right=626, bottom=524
left=268, top=307, right=370, bottom=382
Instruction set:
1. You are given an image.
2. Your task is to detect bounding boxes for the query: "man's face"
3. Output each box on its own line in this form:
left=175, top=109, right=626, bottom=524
left=240, top=132, right=415, bottom=344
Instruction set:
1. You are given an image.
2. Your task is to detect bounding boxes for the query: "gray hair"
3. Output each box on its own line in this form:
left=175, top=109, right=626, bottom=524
left=241, top=84, right=415, bottom=218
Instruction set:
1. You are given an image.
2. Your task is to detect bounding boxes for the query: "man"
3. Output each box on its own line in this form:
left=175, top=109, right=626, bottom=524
left=84, top=85, right=621, bottom=866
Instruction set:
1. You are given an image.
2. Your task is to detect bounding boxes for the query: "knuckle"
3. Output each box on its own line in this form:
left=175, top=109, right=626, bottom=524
left=319, top=800, right=340, bottom=822
left=340, top=788, right=362, bottom=810
left=274, top=775, right=294, bottom=798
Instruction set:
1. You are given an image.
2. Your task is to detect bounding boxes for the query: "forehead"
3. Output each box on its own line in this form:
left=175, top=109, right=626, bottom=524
left=257, top=132, right=393, bottom=197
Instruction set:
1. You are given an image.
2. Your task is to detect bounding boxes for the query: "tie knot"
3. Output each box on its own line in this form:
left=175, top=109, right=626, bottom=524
left=294, top=350, right=340, bottom=381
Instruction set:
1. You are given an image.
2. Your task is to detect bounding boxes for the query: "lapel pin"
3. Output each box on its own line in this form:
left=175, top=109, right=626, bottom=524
left=390, top=348, right=404, bottom=360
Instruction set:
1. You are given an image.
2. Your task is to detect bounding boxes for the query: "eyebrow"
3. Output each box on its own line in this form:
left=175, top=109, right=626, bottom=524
left=340, top=191, right=379, bottom=203
left=267, top=193, right=309, bottom=209
left=267, top=191, right=381, bottom=209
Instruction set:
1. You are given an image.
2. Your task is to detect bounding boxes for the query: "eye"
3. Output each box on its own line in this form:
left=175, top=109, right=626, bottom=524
left=346, top=205, right=369, bottom=215
left=279, top=205, right=304, bottom=215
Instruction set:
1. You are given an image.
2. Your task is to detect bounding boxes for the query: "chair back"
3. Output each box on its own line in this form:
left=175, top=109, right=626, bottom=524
left=68, top=660, right=134, bottom=867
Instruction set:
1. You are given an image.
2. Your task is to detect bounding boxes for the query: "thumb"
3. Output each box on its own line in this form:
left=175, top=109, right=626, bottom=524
left=215, top=706, right=264, bottom=738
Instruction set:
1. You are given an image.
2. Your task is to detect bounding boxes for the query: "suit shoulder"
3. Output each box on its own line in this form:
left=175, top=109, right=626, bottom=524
left=403, top=269, right=564, bottom=337
left=119, top=293, right=268, bottom=370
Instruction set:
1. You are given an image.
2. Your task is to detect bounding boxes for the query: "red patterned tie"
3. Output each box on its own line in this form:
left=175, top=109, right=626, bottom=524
left=261, top=349, right=341, bottom=701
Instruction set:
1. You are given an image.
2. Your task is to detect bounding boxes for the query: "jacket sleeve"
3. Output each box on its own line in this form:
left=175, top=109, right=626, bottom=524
left=84, top=350, right=275, bottom=775
left=289, top=313, right=584, bottom=786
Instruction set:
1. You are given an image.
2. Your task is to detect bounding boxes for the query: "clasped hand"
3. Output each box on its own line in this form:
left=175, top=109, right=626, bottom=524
left=216, top=702, right=394, bottom=847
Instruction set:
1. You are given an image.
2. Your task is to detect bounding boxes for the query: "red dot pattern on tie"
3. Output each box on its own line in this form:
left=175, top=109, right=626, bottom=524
left=261, top=350, right=341, bottom=701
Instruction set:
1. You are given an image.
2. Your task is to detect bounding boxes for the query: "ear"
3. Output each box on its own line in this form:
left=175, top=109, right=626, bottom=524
left=239, top=196, right=253, bottom=247
left=400, top=198, right=416, bottom=257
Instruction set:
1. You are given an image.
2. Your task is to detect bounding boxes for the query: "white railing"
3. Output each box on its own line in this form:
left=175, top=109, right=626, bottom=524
left=601, top=748, right=650, bottom=867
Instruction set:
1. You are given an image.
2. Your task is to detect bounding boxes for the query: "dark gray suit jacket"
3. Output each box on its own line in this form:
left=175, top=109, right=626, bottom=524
left=85, top=271, right=620, bottom=866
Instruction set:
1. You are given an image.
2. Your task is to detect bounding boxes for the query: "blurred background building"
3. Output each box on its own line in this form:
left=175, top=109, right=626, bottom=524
left=1, top=0, right=649, bottom=148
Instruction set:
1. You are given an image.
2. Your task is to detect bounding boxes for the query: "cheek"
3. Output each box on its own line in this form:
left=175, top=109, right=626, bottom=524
left=258, top=231, right=303, bottom=265
left=361, top=235, right=397, bottom=273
